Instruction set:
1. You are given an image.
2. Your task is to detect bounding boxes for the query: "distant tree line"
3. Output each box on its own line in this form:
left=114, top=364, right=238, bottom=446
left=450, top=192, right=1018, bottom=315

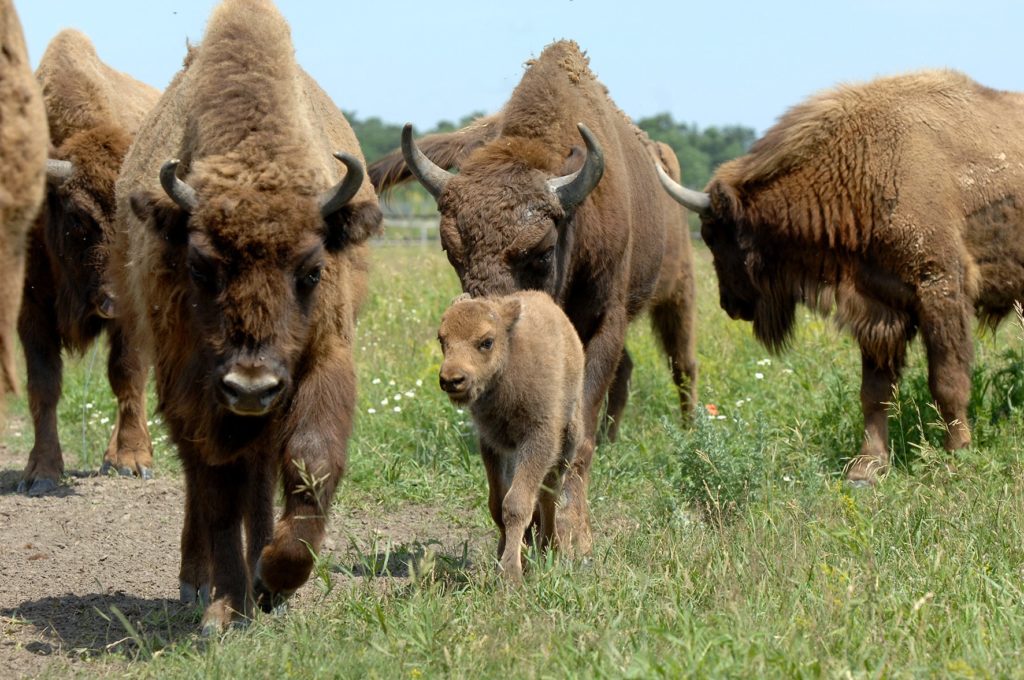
left=346, top=110, right=756, bottom=216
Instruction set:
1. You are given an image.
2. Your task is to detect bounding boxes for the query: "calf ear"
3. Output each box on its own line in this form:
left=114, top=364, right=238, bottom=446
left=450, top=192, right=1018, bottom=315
left=130, top=190, right=189, bottom=246
left=451, top=292, right=472, bottom=305
left=499, top=297, right=522, bottom=332
left=323, top=200, right=383, bottom=253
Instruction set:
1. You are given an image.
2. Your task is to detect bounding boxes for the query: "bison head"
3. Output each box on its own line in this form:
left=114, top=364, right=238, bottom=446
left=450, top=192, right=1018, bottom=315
left=46, top=125, right=131, bottom=325
left=403, top=123, right=603, bottom=299
left=437, top=294, right=521, bottom=406
left=655, top=164, right=793, bottom=346
left=131, top=153, right=381, bottom=417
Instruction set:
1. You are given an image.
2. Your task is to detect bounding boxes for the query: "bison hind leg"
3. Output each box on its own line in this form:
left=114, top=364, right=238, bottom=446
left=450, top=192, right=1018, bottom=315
left=650, top=294, right=697, bottom=421
left=601, top=348, right=633, bottom=443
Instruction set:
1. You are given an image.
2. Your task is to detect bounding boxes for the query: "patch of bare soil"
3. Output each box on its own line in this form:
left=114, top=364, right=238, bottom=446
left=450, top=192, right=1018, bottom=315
left=0, top=439, right=489, bottom=679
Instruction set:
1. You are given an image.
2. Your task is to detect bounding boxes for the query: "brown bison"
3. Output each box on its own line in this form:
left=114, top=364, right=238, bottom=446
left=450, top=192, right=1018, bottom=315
left=657, top=70, right=1024, bottom=484
left=0, top=0, right=47, bottom=421
left=113, top=0, right=381, bottom=631
left=371, top=41, right=697, bottom=553
left=17, top=29, right=160, bottom=494
left=439, top=291, right=584, bottom=582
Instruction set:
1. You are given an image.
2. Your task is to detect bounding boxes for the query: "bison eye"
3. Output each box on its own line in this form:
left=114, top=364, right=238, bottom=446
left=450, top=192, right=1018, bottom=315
left=188, top=259, right=218, bottom=291
left=535, top=247, right=554, bottom=267
left=297, top=265, right=323, bottom=291
left=479, top=337, right=494, bottom=351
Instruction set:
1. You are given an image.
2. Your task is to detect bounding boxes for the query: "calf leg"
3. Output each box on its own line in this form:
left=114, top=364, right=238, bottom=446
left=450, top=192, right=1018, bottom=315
left=101, top=324, right=152, bottom=478
left=480, top=443, right=509, bottom=558
left=846, top=347, right=903, bottom=485
left=651, top=290, right=698, bottom=421
left=244, top=458, right=276, bottom=584
left=601, top=349, right=632, bottom=443
left=500, top=432, right=559, bottom=583
left=0, top=243, right=26, bottom=402
left=17, top=289, right=64, bottom=496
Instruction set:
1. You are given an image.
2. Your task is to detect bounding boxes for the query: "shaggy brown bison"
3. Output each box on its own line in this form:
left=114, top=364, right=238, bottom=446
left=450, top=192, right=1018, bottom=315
left=0, top=0, right=47, bottom=421
left=439, top=291, right=584, bottom=582
left=17, top=29, right=160, bottom=495
left=371, top=41, right=697, bottom=553
left=113, top=0, right=381, bottom=632
left=657, top=70, right=1024, bottom=484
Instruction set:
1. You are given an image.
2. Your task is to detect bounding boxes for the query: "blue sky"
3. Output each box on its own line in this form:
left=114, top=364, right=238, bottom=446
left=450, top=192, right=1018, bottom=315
left=17, top=1, right=1024, bottom=135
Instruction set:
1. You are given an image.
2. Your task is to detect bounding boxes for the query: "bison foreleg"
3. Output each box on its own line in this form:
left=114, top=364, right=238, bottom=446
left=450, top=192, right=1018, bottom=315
left=847, top=347, right=904, bottom=486
left=17, top=290, right=64, bottom=495
left=254, top=350, right=350, bottom=611
left=499, top=431, right=560, bottom=583
left=601, top=348, right=632, bottom=443
left=101, top=324, right=152, bottom=478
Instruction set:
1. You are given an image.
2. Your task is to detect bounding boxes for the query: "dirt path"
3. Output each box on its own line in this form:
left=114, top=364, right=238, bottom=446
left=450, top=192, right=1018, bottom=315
left=0, top=440, right=489, bottom=678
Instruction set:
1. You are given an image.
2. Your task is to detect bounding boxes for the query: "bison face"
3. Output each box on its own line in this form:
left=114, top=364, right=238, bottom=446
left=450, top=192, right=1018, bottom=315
left=438, top=183, right=568, bottom=299
left=404, top=123, right=604, bottom=301
left=700, top=215, right=760, bottom=322
left=131, top=154, right=380, bottom=418
left=437, top=295, right=520, bottom=406
left=45, top=126, right=132, bottom=322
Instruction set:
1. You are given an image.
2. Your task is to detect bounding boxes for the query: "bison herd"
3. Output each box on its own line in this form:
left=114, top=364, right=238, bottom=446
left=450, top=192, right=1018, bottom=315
left=1, top=0, right=1022, bottom=633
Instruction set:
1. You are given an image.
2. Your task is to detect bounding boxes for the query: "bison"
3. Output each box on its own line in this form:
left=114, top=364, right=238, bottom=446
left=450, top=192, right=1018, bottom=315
left=0, top=0, right=47, bottom=422
left=656, top=69, right=1024, bottom=484
left=371, top=41, right=697, bottom=553
left=17, top=29, right=160, bottom=494
left=439, top=291, right=584, bottom=582
left=112, top=0, right=382, bottom=631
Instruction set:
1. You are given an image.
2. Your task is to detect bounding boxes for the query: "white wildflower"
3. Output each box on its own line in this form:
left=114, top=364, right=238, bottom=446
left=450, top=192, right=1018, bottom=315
left=388, top=379, right=396, bottom=386
left=415, top=379, right=423, bottom=387
left=394, top=394, right=402, bottom=401
left=367, top=408, right=377, bottom=414
left=716, top=415, right=727, bottom=420
left=393, top=406, right=401, bottom=413
left=99, top=417, right=110, bottom=425
left=404, top=391, right=415, bottom=398
left=757, top=358, right=772, bottom=366
left=755, top=372, right=765, bottom=380
left=380, top=398, right=389, bottom=406
left=371, top=378, right=381, bottom=385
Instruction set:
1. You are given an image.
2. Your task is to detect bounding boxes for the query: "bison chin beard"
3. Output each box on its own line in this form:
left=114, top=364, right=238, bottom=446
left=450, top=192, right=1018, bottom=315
left=752, top=295, right=797, bottom=354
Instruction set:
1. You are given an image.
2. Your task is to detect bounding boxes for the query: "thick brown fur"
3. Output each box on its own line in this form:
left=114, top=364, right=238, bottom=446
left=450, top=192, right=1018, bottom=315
left=438, top=291, right=584, bottom=581
left=0, top=0, right=47, bottom=417
left=371, top=41, right=697, bottom=554
left=689, top=70, right=1024, bottom=483
left=16, top=29, right=160, bottom=495
left=112, top=0, right=381, bottom=632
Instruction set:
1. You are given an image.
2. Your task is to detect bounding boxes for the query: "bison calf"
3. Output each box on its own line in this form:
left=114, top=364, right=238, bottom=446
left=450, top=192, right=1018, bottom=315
left=438, top=291, right=584, bottom=581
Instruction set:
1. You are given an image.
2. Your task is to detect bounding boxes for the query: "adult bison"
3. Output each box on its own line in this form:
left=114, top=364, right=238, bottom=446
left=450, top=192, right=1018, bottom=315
left=371, top=41, right=697, bottom=553
left=0, top=0, right=47, bottom=421
left=113, top=0, right=381, bottom=631
left=657, top=70, right=1024, bottom=484
left=17, top=29, right=159, bottom=494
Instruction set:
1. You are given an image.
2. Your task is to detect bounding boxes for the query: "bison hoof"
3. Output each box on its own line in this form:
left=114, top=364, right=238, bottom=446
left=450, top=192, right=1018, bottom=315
left=179, top=581, right=211, bottom=606
left=139, top=467, right=153, bottom=480
left=19, top=478, right=59, bottom=496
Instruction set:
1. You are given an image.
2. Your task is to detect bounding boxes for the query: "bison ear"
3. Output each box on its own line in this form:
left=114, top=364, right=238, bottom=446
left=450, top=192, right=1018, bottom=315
left=498, top=297, right=522, bottom=332
left=130, top=190, right=189, bottom=246
left=451, top=292, right=472, bottom=305
left=323, top=200, right=383, bottom=253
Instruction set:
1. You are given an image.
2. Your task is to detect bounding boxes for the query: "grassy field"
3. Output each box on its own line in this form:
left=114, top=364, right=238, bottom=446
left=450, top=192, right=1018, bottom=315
left=7, top=240, right=1024, bottom=677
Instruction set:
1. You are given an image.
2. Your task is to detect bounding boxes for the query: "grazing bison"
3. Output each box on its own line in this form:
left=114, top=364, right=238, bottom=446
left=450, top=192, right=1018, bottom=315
left=0, top=0, right=47, bottom=420
left=371, top=41, right=697, bottom=553
left=17, top=29, right=160, bottom=494
left=113, top=0, right=382, bottom=631
left=439, top=291, right=584, bottom=582
left=657, top=70, right=1024, bottom=484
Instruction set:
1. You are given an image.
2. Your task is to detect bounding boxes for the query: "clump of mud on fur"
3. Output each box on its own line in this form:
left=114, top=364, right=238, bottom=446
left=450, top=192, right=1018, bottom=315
left=438, top=290, right=584, bottom=582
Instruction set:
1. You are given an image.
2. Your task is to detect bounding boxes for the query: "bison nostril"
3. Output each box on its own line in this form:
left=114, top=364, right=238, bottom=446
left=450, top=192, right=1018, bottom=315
left=221, top=371, right=283, bottom=412
left=439, top=374, right=466, bottom=393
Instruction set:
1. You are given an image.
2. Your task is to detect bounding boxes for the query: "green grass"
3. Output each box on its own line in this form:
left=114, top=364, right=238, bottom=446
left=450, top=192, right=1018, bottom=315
left=13, top=241, right=1024, bottom=677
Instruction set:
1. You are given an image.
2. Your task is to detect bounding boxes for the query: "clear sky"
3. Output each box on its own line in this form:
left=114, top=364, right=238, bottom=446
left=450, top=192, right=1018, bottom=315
left=16, top=0, right=1024, bottom=136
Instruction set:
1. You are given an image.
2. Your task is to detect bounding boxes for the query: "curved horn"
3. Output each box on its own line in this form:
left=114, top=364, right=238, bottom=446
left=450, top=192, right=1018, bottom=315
left=160, top=159, right=198, bottom=212
left=46, top=159, right=74, bottom=185
left=546, top=123, right=605, bottom=213
left=655, top=161, right=711, bottom=215
left=319, top=152, right=365, bottom=218
left=401, top=123, right=453, bottom=199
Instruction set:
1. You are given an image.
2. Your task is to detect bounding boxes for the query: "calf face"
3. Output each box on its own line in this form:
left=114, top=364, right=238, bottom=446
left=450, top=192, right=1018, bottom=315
left=437, top=297, right=521, bottom=406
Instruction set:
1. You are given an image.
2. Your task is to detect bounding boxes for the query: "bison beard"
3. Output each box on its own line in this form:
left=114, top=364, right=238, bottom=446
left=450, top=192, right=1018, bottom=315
left=370, top=41, right=698, bottom=555
left=657, top=69, right=1024, bottom=484
left=112, top=0, right=381, bottom=632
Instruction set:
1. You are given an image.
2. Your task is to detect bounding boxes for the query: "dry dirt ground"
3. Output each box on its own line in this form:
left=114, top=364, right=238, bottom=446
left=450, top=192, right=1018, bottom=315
left=0, top=434, right=490, bottom=678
